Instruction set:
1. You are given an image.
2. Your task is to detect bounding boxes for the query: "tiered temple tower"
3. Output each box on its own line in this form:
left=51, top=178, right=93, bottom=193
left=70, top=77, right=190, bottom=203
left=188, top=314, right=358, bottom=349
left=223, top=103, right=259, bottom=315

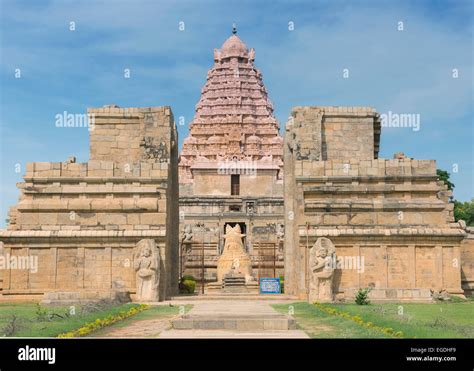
left=178, top=29, right=285, bottom=291
left=179, top=27, right=283, bottom=184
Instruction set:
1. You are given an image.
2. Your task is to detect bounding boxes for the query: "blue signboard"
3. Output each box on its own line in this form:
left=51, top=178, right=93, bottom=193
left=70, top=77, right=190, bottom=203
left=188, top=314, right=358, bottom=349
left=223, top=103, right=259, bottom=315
left=259, top=278, right=281, bottom=294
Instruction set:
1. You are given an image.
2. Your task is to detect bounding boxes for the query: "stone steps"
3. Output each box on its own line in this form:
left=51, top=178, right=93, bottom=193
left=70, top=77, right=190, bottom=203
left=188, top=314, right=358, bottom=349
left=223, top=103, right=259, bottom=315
left=172, top=315, right=296, bottom=331
left=222, top=276, right=247, bottom=290
left=167, top=293, right=296, bottom=301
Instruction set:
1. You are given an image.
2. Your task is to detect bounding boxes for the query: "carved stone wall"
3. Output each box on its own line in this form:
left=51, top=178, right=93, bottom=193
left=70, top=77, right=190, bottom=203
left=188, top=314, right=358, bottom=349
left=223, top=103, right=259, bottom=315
left=0, top=105, right=179, bottom=302
left=178, top=32, right=284, bottom=288
left=284, top=106, right=466, bottom=301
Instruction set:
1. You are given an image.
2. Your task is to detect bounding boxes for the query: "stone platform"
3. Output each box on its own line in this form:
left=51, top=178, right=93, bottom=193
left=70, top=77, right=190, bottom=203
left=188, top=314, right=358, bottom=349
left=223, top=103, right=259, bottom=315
left=168, top=294, right=297, bottom=301
left=172, top=314, right=294, bottom=331
left=206, top=281, right=259, bottom=294
left=161, top=300, right=307, bottom=338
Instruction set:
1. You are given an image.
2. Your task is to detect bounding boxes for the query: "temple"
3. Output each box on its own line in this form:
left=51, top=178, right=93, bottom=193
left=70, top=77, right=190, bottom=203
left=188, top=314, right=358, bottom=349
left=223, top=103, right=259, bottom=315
left=178, top=30, right=285, bottom=292
left=0, top=28, right=472, bottom=303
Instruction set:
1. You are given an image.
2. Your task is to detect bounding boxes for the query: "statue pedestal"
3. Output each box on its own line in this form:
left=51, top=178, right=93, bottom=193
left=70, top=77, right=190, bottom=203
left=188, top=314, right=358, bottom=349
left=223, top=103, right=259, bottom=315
left=207, top=274, right=259, bottom=294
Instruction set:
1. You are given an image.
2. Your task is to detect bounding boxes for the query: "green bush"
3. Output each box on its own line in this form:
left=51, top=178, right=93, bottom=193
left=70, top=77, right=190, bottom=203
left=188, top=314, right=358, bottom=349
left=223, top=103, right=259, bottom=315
left=181, top=280, right=196, bottom=294
left=355, top=288, right=371, bottom=305
left=181, top=275, right=196, bottom=282
left=279, top=276, right=285, bottom=294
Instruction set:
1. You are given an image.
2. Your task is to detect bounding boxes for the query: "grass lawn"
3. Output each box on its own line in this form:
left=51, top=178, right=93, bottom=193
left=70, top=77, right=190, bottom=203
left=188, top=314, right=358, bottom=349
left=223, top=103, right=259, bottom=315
left=0, top=301, right=148, bottom=337
left=273, top=300, right=474, bottom=338
left=90, top=304, right=192, bottom=337
left=273, top=302, right=389, bottom=338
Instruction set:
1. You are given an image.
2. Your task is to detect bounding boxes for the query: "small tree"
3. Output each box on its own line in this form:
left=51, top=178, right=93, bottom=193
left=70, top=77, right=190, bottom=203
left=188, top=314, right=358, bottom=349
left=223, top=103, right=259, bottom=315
left=454, top=199, right=474, bottom=226
left=355, top=288, right=371, bottom=305
left=437, top=169, right=455, bottom=191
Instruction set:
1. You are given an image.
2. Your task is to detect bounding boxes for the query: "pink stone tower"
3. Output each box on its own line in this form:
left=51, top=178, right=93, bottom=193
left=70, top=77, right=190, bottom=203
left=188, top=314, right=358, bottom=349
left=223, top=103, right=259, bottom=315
left=179, top=27, right=283, bottom=183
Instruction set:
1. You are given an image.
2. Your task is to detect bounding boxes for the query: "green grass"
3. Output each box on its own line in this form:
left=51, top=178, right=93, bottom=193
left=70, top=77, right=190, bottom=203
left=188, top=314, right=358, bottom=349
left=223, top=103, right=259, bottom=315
left=91, top=304, right=192, bottom=334
left=0, top=302, right=145, bottom=337
left=273, top=300, right=474, bottom=338
left=329, top=301, right=474, bottom=338
left=273, top=302, right=389, bottom=338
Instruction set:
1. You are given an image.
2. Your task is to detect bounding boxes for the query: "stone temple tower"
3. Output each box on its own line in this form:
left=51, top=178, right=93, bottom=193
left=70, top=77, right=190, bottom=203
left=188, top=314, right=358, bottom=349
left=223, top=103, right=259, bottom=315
left=178, top=28, right=285, bottom=292
left=179, top=27, right=283, bottom=185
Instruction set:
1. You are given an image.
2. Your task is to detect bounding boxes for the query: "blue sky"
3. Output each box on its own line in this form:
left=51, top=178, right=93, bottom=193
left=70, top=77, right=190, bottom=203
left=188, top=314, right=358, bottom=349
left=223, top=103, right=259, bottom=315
left=0, top=0, right=473, bottom=227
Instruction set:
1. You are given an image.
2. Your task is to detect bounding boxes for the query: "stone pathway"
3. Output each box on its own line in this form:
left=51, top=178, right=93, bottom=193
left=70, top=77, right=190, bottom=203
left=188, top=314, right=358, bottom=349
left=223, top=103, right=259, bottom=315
left=91, top=300, right=309, bottom=338
left=159, top=300, right=309, bottom=338
left=92, top=317, right=172, bottom=338
left=159, top=329, right=308, bottom=338
left=92, top=315, right=177, bottom=338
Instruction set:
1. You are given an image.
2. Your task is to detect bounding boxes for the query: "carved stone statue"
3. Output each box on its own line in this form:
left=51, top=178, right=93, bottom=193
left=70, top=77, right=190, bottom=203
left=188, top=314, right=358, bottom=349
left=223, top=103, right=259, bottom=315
left=276, top=223, right=285, bottom=242
left=216, top=224, right=254, bottom=283
left=309, top=237, right=336, bottom=303
left=181, top=225, right=193, bottom=253
left=182, top=224, right=193, bottom=242
left=214, top=48, right=220, bottom=62
left=249, top=48, right=255, bottom=62
left=276, top=223, right=285, bottom=252
left=134, top=239, right=160, bottom=302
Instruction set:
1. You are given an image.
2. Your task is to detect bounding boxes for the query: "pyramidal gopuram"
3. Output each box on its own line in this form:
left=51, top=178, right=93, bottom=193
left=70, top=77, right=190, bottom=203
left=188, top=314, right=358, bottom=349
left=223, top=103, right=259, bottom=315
left=178, top=28, right=285, bottom=292
left=179, top=28, right=283, bottom=185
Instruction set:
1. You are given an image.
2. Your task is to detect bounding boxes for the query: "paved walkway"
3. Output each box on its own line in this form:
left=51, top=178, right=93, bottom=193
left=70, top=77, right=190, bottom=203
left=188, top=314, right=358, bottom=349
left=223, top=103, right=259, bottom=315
left=159, top=300, right=309, bottom=338
left=92, top=299, right=308, bottom=338
left=94, top=316, right=174, bottom=338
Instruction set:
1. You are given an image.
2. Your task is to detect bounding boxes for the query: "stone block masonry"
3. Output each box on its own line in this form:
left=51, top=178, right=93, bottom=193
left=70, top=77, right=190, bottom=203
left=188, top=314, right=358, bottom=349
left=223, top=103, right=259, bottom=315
left=284, top=106, right=466, bottom=301
left=177, top=32, right=285, bottom=289
left=0, top=106, right=179, bottom=302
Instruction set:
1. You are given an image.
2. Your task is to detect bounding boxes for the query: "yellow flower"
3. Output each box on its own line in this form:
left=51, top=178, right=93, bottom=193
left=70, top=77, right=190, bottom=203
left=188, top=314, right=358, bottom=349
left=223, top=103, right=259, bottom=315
left=77, top=328, right=90, bottom=336
left=57, top=332, right=75, bottom=338
left=56, top=304, right=150, bottom=338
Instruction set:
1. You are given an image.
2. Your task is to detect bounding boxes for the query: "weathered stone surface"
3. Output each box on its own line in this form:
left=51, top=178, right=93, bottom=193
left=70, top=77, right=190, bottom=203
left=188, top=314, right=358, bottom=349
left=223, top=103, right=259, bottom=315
left=178, top=33, right=283, bottom=185
left=284, top=106, right=466, bottom=301
left=216, top=224, right=254, bottom=284
left=308, top=237, right=336, bottom=303
left=134, top=239, right=160, bottom=302
left=0, top=106, right=179, bottom=302
left=178, top=31, right=284, bottom=290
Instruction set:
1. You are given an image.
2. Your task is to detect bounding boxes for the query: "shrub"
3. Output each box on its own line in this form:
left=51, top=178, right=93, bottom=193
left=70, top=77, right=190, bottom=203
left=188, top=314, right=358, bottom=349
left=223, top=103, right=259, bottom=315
left=355, top=288, right=371, bottom=305
left=181, top=279, right=196, bottom=294
left=179, top=275, right=197, bottom=294
left=182, top=275, right=196, bottom=282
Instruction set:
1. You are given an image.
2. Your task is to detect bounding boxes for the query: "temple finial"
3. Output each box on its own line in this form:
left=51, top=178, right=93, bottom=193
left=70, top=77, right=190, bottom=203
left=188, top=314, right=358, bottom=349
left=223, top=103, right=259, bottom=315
left=232, top=23, right=237, bottom=35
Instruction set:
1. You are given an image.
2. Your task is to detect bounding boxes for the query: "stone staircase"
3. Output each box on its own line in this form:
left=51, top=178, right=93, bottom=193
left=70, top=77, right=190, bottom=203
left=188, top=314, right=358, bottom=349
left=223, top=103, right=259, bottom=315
left=207, top=274, right=259, bottom=294
left=222, top=275, right=246, bottom=291
left=172, top=314, right=296, bottom=331
left=169, top=300, right=299, bottom=335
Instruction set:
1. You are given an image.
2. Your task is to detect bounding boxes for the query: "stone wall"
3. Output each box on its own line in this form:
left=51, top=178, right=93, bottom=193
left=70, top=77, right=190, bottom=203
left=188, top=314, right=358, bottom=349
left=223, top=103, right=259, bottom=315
left=284, top=106, right=466, bottom=301
left=186, top=169, right=283, bottom=197
left=288, top=106, right=381, bottom=162
left=89, top=105, right=172, bottom=164
left=179, top=189, right=284, bottom=290
left=461, top=227, right=474, bottom=296
left=0, top=106, right=179, bottom=302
